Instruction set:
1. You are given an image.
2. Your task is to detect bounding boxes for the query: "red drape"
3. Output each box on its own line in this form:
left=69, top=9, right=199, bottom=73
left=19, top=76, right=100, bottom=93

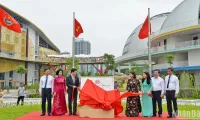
left=77, top=79, right=152, bottom=116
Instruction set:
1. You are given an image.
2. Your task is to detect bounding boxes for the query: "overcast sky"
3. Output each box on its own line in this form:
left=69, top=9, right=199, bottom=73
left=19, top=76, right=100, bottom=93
left=1, top=0, right=183, bottom=57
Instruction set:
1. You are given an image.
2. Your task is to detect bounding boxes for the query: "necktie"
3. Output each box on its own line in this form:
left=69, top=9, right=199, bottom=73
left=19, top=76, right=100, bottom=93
left=167, top=75, right=171, bottom=88
left=44, top=76, right=48, bottom=88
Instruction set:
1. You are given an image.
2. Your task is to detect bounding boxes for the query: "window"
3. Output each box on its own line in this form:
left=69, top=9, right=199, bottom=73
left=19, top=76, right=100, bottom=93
left=164, top=39, right=167, bottom=45
left=158, top=42, right=161, bottom=46
left=193, top=36, right=198, bottom=40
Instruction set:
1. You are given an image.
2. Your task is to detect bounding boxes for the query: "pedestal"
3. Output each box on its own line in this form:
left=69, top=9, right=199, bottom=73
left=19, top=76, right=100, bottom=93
left=79, top=106, right=114, bottom=118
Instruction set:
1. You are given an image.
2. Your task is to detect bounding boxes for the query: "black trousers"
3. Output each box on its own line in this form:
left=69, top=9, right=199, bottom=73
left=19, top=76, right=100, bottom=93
left=17, top=96, right=24, bottom=105
left=41, top=88, right=52, bottom=114
left=166, top=90, right=178, bottom=116
left=137, top=96, right=142, bottom=113
left=152, top=91, right=162, bottom=115
left=68, top=89, right=78, bottom=114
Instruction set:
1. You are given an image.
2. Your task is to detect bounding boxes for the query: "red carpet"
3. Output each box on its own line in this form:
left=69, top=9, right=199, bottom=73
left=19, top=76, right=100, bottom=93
left=14, top=111, right=187, bottom=120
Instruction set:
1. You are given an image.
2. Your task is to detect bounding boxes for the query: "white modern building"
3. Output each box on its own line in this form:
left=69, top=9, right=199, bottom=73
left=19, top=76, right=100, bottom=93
left=116, top=0, right=200, bottom=83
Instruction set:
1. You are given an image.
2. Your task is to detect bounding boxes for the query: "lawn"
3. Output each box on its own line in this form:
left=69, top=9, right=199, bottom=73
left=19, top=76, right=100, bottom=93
left=0, top=104, right=199, bottom=120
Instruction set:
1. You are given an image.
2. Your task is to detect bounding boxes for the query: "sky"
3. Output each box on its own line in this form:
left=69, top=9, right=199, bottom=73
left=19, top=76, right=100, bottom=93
left=1, top=0, right=183, bottom=57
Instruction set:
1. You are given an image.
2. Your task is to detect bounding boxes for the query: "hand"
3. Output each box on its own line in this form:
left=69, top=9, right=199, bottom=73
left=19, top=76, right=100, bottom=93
left=40, top=93, right=42, bottom=97
left=141, top=91, right=144, bottom=95
left=160, top=94, right=164, bottom=98
left=174, top=93, right=177, bottom=98
left=147, top=91, right=151, bottom=94
left=73, top=86, right=76, bottom=88
left=138, top=91, right=141, bottom=95
left=53, top=92, right=56, bottom=96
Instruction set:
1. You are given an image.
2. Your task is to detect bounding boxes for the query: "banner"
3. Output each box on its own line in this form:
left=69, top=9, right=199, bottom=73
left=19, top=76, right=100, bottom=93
left=81, top=77, right=114, bottom=91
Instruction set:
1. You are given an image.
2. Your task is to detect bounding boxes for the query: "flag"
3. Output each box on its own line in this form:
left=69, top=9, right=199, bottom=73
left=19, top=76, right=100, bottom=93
left=138, top=15, right=151, bottom=39
left=0, top=8, right=21, bottom=33
left=74, top=18, right=83, bottom=38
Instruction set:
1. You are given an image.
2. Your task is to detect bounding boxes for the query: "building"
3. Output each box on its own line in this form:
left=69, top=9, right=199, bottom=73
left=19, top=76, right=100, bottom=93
left=0, top=4, right=62, bottom=87
left=116, top=0, right=200, bottom=87
left=75, top=38, right=91, bottom=55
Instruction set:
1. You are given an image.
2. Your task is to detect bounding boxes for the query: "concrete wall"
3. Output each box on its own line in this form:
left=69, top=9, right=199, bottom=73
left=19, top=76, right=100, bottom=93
left=188, top=49, right=200, bottom=66
left=27, top=63, right=35, bottom=85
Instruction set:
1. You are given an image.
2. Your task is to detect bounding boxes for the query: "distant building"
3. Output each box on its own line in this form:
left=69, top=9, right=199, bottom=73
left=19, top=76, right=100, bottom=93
left=75, top=38, right=91, bottom=55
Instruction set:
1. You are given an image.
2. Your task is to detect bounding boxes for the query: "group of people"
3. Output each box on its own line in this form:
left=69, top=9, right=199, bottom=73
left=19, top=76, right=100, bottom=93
left=39, top=68, right=80, bottom=116
left=38, top=67, right=179, bottom=118
left=125, top=67, right=179, bottom=118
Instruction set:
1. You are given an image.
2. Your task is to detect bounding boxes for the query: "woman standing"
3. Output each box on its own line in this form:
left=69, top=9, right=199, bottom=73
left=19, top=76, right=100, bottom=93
left=141, top=72, right=153, bottom=117
left=52, top=69, right=67, bottom=116
left=125, top=72, right=141, bottom=117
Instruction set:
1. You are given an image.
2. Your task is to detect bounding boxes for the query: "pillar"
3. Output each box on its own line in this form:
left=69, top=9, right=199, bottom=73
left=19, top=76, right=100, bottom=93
left=118, top=64, right=121, bottom=74
left=128, top=62, right=132, bottom=71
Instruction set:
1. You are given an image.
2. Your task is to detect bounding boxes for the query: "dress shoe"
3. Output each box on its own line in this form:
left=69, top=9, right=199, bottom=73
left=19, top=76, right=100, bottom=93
left=68, top=113, right=72, bottom=116
left=159, top=114, right=162, bottom=117
left=73, top=113, right=78, bottom=116
left=40, top=113, right=45, bottom=116
left=167, top=115, right=172, bottom=118
left=153, top=115, right=156, bottom=117
left=48, top=113, right=52, bottom=116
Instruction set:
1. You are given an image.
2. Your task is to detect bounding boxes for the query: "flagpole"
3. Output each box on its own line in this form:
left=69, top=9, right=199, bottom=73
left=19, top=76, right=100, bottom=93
left=72, top=12, right=75, bottom=68
left=148, top=8, right=152, bottom=77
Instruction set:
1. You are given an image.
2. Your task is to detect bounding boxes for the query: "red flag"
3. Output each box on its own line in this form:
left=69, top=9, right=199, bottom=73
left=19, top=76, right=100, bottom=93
left=138, top=15, right=151, bottom=39
left=0, top=8, right=22, bottom=33
left=74, top=18, right=83, bottom=38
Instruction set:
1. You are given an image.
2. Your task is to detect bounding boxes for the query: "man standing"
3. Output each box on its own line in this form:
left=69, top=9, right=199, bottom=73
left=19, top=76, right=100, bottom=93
left=151, top=69, right=164, bottom=117
left=39, top=68, right=54, bottom=116
left=66, top=68, right=80, bottom=116
left=165, top=67, right=179, bottom=118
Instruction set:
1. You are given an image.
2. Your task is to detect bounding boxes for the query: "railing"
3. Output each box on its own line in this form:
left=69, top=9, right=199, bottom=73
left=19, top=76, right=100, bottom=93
left=175, top=39, right=200, bottom=48
left=116, top=39, right=200, bottom=62
left=0, top=52, right=104, bottom=64
left=152, top=61, right=188, bottom=70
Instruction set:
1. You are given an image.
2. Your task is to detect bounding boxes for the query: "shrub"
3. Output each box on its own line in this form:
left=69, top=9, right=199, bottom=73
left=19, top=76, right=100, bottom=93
left=177, top=88, right=200, bottom=99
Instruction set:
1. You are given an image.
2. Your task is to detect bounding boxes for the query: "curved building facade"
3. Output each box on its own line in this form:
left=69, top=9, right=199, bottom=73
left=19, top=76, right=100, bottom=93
left=0, top=4, right=62, bottom=87
left=116, top=0, right=200, bottom=79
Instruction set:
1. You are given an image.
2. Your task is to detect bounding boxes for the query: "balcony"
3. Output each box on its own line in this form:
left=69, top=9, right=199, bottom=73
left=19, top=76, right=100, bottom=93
left=152, top=61, right=188, bottom=70
left=116, top=39, right=200, bottom=63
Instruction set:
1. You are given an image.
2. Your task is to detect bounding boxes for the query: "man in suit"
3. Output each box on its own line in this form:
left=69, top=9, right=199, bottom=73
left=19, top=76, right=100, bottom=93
left=66, top=68, right=80, bottom=116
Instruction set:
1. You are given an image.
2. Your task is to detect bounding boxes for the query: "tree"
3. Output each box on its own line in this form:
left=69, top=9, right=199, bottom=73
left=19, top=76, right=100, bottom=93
left=66, top=57, right=80, bottom=72
left=130, top=63, right=143, bottom=75
left=165, top=54, right=176, bottom=67
left=103, top=53, right=115, bottom=74
left=16, top=65, right=27, bottom=83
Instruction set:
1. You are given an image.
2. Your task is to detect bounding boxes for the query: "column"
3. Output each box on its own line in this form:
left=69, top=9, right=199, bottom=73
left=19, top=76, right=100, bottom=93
left=118, top=64, right=121, bottom=74
left=128, top=62, right=132, bottom=71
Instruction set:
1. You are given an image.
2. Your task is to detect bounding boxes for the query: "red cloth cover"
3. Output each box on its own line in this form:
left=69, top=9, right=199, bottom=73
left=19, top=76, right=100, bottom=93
left=78, top=79, right=143, bottom=115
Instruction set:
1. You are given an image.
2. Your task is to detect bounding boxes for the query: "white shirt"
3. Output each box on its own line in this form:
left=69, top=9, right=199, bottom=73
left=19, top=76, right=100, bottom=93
left=151, top=76, right=165, bottom=94
left=165, top=74, right=179, bottom=94
left=39, top=75, right=54, bottom=94
left=18, top=87, right=25, bottom=96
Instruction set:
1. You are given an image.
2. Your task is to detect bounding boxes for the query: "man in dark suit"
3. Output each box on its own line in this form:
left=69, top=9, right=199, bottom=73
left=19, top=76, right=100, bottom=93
left=66, top=68, right=80, bottom=116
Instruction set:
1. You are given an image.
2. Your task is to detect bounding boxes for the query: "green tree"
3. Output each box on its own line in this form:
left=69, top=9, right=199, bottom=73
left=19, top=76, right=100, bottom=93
left=165, top=54, right=176, bottom=67
left=66, top=57, right=80, bottom=72
left=103, top=53, right=115, bottom=74
left=16, top=65, right=27, bottom=84
left=130, top=63, right=143, bottom=75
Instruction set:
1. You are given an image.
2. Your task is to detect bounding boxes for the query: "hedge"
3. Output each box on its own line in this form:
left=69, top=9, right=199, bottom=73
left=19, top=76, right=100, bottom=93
left=178, top=88, right=200, bottom=99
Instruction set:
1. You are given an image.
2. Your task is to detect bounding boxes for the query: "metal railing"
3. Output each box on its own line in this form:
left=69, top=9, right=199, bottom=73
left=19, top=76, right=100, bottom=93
left=152, top=61, right=188, bottom=70
left=116, top=39, right=200, bottom=62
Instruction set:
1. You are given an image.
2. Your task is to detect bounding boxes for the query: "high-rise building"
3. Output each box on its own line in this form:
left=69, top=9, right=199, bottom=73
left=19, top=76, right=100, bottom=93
left=75, top=38, right=91, bottom=55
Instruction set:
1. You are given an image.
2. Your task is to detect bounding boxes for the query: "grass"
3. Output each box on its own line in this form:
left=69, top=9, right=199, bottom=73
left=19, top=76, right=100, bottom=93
left=0, top=104, right=200, bottom=120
